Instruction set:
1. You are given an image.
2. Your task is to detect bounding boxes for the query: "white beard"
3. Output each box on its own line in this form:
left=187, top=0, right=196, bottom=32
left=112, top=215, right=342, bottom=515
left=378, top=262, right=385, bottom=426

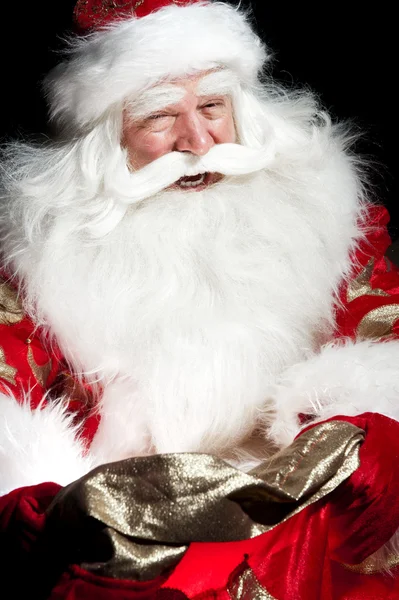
left=12, top=160, right=361, bottom=464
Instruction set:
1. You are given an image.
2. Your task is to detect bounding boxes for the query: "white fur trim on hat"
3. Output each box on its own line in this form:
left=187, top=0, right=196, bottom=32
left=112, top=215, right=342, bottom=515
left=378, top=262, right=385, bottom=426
left=43, top=2, right=268, bottom=131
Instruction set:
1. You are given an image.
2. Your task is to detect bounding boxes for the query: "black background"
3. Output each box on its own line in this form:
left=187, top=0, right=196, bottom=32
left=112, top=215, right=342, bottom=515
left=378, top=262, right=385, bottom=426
left=2, top=2, right=397, bottom=237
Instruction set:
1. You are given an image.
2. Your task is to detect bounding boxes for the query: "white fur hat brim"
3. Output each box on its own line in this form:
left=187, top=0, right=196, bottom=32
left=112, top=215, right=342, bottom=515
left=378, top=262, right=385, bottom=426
left=43, top=2, right=268, bottom=131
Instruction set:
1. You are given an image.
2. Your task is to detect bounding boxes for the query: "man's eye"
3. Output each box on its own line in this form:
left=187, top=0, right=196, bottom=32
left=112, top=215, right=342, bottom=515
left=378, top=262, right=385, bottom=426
left=203, top=102, right=223, bottom=109
left=143, top=114, right=175, bottom=130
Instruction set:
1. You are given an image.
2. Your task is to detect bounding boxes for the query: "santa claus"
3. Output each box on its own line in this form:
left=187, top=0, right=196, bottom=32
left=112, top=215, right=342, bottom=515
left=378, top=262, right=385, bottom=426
left=1, top=1, right=399, bottom=598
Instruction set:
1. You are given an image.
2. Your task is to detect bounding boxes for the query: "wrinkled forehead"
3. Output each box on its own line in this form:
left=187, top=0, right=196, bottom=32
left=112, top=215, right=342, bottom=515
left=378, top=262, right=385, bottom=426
left=125, top=69, right=239, bottom=120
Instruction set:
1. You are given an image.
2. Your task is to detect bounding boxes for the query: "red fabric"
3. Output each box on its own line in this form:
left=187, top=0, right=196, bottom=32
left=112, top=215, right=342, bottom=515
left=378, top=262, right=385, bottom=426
left=335, top=204, right=399, bottom=339
left=0, top=296, right=62, bottom=409
left=2, top=413, right=399, bottom=599
left=0, top=276, right=100, bottom=445
left=0, top=481, right=61, bottom=552
left=73, top=0, right=202, bottom=34
left=0, top=482, right=63, bottom=597
left=327, top=413, right=399, bottom=564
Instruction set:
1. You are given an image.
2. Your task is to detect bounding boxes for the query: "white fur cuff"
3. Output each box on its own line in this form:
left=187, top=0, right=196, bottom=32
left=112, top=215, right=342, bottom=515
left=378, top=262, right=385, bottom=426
left=266, top=339, right=399, bottom=448
left=0, top=393, right=93, bottom=496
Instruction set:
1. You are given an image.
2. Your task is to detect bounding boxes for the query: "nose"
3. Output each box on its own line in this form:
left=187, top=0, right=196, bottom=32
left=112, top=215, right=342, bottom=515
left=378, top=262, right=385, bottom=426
left=174, top=114, right=214, bottom=156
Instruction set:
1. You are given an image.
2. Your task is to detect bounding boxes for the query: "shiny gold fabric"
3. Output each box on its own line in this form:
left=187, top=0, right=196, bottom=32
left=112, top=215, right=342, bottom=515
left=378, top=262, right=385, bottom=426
left=346, top=259, right=389, bottom=303
left=344, top=257, right=399, bottom=340
left=228, top=562, right=277, bottom=599
left=0, top=346, right=17, bottom=384
left=0, top=277, right=24, bottom=325
left=46, top=420, right=364, bottom=581
left=27, top=343, right=52, bottom=388
left=357, top=304, right=399, bottom=340
left=342, top=552, right=399, bottom=574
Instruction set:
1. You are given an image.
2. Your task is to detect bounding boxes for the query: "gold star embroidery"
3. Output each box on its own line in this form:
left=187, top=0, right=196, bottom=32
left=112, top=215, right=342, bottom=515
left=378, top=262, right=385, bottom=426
left=26, top=342, right=52, bottom=388
left=0, top=277, right=24, bottom=325
left=0, top=346, right=17, bottom=385
left=357, top=304, right=399, bottom=341
left=346, top=259, right=389, bottom=303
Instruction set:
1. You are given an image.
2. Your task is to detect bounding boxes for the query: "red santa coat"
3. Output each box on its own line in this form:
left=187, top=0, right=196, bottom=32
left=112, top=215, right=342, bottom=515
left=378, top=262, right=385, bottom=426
left=1, top=204, right=399, bottom=598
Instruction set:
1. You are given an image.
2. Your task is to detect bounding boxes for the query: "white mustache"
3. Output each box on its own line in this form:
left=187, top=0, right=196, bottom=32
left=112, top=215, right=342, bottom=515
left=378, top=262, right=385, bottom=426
left=83, top=141, right=276, bottom=238
left=106, top=141, right=277, bottom=205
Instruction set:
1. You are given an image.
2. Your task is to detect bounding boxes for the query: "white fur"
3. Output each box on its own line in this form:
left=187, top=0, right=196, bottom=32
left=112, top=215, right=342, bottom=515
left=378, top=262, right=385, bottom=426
left=0, top=82, right=365, bottom=463
left=44, top=2, right=267, bottom=132
left=266, top=338, right=399, bottom=447
left=0, top=393, right=93, bottom=495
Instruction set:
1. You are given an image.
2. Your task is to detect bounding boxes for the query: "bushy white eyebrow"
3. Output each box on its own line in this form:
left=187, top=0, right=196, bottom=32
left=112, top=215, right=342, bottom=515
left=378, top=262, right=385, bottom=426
left=125, top=85, right=186, bottom=120
left=196, top=69, right=239, bottom=97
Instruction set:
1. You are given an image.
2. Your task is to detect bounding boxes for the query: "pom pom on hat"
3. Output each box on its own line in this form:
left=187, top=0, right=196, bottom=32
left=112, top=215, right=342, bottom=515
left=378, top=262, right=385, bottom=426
left=44, top=1, right=269, bottom=132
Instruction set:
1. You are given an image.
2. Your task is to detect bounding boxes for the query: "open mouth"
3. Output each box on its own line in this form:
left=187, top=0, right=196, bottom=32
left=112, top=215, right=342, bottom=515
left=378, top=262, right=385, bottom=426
left=176, top=173, right=207, bottom=189
left=174, top=172, right=220, bottom=190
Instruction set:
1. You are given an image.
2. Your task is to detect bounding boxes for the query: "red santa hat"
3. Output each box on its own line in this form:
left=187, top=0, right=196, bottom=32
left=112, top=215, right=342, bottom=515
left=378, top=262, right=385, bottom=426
left=44, top=0, right=269, bottom=131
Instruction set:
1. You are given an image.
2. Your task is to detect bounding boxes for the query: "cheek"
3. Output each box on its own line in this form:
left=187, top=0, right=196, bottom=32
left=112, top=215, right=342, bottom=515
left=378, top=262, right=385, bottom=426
left=124, top=129, right=172, bottom=169
left=214, top=115, right=237, bottom=144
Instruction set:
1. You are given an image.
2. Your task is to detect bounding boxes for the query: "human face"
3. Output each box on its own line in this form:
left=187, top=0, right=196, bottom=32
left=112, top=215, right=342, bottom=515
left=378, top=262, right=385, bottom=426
left=122, top=72, right=236, bottom=190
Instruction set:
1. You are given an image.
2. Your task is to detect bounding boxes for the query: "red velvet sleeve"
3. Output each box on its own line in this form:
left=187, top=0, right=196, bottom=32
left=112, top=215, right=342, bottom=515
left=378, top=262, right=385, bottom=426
left=335, top=204, right=399, bottom=340
left=0, top=275, right=99, bottom=443
left=0, top=275, right=62, bottom=407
